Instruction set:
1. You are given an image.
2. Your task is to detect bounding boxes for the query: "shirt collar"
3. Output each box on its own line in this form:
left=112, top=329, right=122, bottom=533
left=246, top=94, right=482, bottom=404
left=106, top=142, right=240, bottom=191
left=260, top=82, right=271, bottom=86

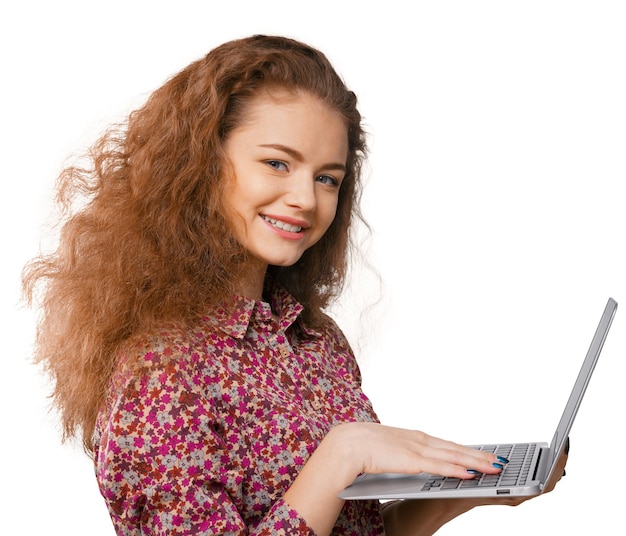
left=205, top=284, right=305, bottom=339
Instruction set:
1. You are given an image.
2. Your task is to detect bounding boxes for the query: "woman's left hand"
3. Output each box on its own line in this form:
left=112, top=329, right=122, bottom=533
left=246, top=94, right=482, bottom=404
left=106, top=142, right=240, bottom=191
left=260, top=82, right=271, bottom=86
left=383, top=439, right=569, bottom=535
left=485, top=437, right=569, bottom=506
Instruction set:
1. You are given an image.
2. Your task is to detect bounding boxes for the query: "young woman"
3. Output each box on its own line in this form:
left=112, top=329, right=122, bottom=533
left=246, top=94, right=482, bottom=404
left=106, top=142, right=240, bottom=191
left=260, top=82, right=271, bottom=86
left=23, top=35, right=566, bottom=535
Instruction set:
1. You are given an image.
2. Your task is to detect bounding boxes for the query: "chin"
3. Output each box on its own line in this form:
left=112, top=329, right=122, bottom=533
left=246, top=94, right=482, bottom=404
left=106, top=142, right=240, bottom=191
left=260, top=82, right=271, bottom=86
left=266, top=252, right=306, bottom=268
left=269, top=259, right=301, bottom=268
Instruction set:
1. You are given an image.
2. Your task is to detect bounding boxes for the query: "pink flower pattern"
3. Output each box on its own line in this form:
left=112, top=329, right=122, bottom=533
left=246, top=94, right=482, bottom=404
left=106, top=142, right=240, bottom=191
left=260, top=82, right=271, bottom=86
left=94, top=285, right=384, bottom=535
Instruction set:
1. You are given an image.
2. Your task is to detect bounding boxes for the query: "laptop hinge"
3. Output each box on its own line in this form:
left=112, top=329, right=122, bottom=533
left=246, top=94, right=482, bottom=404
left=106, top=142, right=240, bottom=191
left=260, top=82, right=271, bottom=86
left=534, top=446, right=551, bottom=490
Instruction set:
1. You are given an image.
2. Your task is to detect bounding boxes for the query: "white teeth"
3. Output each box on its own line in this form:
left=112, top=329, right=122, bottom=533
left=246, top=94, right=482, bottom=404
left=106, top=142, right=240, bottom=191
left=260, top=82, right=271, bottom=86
left=262, top=215, right=302, bottom=233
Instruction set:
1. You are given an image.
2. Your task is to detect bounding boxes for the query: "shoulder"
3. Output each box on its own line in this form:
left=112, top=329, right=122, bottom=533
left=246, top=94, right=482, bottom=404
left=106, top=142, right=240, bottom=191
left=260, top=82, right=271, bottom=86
left=301, top=312, right=364, bottom=381
left=307, top=311, right=355, bottom=351
left=110, top=319, right=217, bottom=391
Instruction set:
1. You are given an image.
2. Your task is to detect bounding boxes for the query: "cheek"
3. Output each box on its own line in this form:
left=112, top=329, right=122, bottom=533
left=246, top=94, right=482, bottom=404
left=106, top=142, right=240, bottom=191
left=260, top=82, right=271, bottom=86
left=315, top=197, right=339, bottom=237
left=227, top=177, right=265, bottom=218
left=222, top=184, right=257, bottom=241
left=325, top=196, right=339, bottom=224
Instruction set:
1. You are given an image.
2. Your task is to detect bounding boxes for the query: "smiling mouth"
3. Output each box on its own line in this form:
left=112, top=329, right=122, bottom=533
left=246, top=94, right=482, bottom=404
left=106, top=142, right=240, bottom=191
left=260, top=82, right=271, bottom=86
left=261, top=215, right=303, bottom=233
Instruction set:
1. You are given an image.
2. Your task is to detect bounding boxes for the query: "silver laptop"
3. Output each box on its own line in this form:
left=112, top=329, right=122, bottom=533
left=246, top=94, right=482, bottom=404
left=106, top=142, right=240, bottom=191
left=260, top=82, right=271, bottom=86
left=340, top=297, right=617, bottom=500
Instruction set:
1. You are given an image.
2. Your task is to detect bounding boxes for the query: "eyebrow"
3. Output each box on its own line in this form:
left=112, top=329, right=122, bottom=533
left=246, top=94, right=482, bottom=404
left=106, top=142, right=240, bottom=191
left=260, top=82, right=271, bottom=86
left=258, top=143, right=347, bottom=172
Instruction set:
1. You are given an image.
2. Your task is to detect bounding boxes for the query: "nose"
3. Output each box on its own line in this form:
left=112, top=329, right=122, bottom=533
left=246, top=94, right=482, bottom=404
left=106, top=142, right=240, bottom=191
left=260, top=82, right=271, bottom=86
left=285, top=172, right=317, bottom=212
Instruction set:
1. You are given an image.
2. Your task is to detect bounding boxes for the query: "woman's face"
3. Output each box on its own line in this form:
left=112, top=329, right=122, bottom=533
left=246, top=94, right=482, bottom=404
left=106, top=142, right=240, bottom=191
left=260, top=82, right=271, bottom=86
left=224, top=88, right=349, bottom=279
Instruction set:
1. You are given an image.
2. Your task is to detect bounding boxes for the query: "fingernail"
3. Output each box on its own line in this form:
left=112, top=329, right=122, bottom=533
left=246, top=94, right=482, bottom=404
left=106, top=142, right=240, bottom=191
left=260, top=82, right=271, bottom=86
left=466, top=469, right=479, bottom=475
left=497, top=456, right=509, bottom=464
left=492, top=462, right=504, bottom=470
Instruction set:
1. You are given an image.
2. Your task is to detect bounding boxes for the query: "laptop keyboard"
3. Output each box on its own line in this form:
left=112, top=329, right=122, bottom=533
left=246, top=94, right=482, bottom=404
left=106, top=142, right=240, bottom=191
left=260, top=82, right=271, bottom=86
left=421, top=443, right=537, bottom=491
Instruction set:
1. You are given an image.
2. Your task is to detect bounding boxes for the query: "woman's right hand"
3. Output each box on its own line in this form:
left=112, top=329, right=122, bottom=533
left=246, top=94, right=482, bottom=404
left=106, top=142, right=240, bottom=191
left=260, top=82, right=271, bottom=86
left=326, top=422, right=505, bottom=484
left=284, top=422, right=505, bottom=536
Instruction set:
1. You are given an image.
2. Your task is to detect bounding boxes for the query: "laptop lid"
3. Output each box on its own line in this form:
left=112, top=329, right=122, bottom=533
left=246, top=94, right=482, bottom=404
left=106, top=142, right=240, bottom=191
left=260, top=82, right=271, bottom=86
left=540, top=297, right=617, bottom=489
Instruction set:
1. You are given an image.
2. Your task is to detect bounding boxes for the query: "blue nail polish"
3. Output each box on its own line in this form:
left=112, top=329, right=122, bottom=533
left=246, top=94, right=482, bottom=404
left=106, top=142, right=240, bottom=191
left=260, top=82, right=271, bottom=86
left=497, top=456, right=509, bottom=464
left=466, top=469, right=479, bottom=475
left=492, top=462, right=504, bottom=470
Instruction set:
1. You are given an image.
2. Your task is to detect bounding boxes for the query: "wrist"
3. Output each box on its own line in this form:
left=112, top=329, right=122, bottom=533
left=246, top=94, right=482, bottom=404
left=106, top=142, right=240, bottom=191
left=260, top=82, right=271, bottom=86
left=318, top=423, right=364, bottom=488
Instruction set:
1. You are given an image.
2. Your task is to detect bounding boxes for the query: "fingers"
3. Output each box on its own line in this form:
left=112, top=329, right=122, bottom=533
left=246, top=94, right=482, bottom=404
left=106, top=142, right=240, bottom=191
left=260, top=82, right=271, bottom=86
left=341, top=423, right=508, bottom=480
left=404, top=431, right=506, bottom=479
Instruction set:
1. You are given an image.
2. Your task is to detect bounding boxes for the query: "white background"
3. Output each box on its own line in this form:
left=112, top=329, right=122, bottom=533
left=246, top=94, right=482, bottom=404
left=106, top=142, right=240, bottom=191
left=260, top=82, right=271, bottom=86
left=2, top=1, right=624, bottom=534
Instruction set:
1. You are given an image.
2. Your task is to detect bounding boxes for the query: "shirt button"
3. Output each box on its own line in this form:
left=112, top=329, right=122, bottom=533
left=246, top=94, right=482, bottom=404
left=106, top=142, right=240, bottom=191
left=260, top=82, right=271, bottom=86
left=311, top=399, right=322, bottom=410
left=279, top=347, right=290, bottom=358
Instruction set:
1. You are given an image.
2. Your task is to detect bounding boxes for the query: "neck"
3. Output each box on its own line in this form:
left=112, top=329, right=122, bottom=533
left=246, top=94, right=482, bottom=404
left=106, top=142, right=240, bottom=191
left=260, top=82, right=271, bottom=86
left=233, top=261, right=268, bottom=301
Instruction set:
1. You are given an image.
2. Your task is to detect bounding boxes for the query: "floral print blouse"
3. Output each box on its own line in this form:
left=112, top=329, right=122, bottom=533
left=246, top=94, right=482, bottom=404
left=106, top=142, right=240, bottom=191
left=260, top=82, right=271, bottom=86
left=93, top=285, right=385, bottom=535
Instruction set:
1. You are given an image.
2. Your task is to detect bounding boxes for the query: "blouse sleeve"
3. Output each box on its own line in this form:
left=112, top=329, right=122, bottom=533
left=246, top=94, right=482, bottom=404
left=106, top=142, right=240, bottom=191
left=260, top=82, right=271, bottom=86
left=94, top=346, right=315, bottom=536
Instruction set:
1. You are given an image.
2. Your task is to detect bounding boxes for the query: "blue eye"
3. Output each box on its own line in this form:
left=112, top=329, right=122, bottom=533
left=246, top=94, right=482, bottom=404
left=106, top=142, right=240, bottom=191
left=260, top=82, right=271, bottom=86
left=266, top=160, right=288, bottom=171
left=316, top=175, right=340, bottom=187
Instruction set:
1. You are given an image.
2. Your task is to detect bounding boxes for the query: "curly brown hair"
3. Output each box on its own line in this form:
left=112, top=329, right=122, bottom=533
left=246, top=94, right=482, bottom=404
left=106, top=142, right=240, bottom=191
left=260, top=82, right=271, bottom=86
left=22, top=35, right=368, bottom=452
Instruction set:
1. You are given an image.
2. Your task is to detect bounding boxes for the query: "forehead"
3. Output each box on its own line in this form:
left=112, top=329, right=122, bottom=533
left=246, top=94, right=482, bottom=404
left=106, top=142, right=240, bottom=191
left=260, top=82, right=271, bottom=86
left=227, top=88, right=349, bottom=161
left=239, top=87, right=343, bottom=122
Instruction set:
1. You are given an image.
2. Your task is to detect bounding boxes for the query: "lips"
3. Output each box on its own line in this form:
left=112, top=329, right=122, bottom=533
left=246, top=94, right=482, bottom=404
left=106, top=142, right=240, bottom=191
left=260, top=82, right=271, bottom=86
left=261, top=215, right=303, bottom=233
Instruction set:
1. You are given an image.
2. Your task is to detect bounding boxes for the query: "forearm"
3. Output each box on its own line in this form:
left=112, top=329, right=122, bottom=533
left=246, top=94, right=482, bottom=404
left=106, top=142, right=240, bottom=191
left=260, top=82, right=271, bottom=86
left=382, top=498, right=477, bottom=536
